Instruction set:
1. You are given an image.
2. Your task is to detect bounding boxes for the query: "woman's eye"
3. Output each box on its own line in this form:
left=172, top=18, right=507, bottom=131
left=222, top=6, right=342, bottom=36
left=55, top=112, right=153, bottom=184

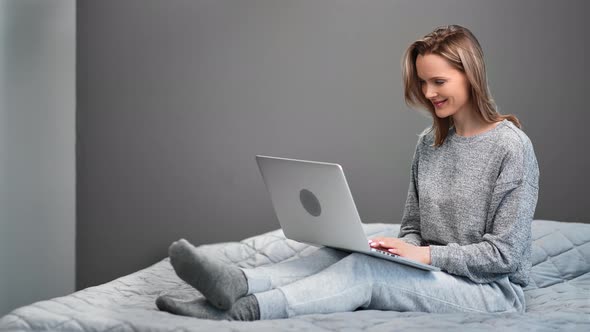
left=419, top=80, right=444, bottom=85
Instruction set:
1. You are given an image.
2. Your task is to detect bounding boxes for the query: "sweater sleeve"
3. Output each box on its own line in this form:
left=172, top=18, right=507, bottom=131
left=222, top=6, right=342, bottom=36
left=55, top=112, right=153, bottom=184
left=397, top=134, right=425, bottom=246
left=429, top=143, right=539, bottom=283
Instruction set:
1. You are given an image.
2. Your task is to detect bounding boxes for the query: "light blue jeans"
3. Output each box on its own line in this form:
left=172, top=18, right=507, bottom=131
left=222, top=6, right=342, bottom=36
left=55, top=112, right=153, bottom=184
left=241, top=247, right=525, bottom=319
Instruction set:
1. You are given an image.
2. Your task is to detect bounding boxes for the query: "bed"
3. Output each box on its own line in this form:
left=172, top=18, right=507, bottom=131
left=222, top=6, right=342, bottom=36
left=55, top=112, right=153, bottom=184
left=1, top=219, right=589, bottom=331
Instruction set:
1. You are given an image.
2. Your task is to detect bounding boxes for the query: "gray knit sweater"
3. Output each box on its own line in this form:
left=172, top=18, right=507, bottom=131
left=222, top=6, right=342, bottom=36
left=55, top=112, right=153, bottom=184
left=398, top=119, right=539, bottom=286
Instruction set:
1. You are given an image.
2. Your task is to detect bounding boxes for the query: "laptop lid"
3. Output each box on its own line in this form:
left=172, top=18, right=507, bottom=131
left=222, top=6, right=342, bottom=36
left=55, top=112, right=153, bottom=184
left=255, top=155, right=369, bottom=252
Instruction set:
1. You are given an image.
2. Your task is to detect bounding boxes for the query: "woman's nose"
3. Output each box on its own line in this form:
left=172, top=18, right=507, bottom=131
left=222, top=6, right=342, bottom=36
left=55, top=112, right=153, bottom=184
left=424, top=85, right=437, bottom=99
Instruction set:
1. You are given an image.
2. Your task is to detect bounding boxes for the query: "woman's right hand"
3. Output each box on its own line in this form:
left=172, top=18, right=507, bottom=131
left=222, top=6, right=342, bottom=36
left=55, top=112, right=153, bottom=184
left=368, top=237, right=431, bottom=265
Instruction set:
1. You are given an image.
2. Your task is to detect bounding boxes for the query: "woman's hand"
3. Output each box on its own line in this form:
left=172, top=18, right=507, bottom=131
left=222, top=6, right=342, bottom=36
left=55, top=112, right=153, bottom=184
left=369, top=237, right=431, bottom=265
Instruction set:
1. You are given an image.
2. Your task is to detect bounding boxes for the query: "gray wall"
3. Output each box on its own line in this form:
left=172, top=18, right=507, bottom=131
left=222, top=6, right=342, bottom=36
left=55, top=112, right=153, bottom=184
left=0, top=0, right=76, bottom=316
left=77, top=0, right=589, bottom=289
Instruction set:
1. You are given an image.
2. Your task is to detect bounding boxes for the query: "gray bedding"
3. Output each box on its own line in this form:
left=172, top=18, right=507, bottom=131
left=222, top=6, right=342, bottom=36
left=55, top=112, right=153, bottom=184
left=1, top=219, right=589, bottom=331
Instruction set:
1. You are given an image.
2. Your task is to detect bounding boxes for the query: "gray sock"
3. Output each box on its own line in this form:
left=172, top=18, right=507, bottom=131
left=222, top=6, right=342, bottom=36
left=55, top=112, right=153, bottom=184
left=168, top=239, right=248, bottom=310
left=156, top=294, right=260, bottom=321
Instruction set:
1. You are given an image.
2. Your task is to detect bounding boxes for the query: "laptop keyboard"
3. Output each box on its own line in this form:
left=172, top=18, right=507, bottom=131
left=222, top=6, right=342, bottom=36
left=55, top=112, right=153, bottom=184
left=370, top=248, right=399, bottom=257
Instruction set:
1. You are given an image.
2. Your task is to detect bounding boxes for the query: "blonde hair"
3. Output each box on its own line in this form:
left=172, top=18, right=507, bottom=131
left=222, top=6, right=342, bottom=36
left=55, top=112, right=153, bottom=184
left=402, top=25, right=521, bottom=147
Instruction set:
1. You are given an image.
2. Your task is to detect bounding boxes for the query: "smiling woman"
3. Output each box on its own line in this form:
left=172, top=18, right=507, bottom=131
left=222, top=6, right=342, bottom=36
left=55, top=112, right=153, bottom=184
left=153, top=25, right=540, bottom=321
left=402, top=25, right=521, bottom=147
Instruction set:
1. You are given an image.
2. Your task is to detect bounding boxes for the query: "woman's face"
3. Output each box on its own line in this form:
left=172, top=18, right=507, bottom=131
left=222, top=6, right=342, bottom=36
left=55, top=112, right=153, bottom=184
left=415, top=53, right=472, bottom=119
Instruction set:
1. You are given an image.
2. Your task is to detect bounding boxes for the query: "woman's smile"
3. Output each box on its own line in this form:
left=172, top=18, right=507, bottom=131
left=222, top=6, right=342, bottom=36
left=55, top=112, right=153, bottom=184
left=433, top=99, right=448, bottom=108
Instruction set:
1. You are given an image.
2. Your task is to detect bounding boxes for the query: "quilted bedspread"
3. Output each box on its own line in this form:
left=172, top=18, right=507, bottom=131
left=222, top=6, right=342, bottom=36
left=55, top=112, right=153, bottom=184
left=1, top=219, right=589, bottom=331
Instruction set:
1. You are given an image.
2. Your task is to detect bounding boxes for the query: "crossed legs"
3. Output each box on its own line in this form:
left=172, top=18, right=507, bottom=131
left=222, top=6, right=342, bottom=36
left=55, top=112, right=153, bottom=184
left=156, top=239, right=525, bottom=321
left=155, top=238, right=347, bottom=320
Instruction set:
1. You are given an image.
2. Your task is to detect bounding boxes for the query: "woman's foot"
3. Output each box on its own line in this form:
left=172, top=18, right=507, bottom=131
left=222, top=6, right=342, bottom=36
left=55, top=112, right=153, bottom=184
left=156, top=294, right=260, bottom=321
left=168, top=239, right=248, bottom=310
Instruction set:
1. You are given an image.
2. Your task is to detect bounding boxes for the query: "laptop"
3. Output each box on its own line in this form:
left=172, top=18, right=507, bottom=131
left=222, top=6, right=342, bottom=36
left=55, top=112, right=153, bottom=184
left=255, top=155, right=440, bottom=272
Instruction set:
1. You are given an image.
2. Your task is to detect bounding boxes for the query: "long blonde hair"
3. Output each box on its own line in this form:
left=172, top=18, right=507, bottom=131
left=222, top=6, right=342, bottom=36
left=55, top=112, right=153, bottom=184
left=402, top=25, right=521, bottom=147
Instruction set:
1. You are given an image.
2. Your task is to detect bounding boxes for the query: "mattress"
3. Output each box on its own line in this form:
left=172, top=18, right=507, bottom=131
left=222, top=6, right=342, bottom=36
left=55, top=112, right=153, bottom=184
left=1, top=220, right=589, bottom=331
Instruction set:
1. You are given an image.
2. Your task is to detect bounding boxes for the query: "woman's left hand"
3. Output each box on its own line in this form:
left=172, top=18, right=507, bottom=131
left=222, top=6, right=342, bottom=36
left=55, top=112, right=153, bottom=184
left=369, top=237, right=431, bottom=265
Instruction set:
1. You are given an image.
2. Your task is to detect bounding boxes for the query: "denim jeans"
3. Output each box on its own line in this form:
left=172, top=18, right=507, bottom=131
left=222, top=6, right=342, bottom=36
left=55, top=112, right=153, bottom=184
left=241, top=247, right=525, bottom=319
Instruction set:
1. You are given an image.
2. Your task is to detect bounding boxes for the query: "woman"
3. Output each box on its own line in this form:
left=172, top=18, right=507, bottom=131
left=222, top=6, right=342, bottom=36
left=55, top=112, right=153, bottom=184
left=156, top=25, right=539, bottom=320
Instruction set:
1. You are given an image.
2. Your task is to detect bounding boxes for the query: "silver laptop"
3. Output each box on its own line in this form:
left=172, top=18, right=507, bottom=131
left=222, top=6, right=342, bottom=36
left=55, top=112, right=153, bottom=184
left=255, top=155, right=440, bottom=272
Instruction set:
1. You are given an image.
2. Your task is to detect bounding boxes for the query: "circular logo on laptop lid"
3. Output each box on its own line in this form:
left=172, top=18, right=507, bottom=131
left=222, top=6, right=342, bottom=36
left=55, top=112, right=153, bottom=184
left=299, top=189, right=322, bottom=217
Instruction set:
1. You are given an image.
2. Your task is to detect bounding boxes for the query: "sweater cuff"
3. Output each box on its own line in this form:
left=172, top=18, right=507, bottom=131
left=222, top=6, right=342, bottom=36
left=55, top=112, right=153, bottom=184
left=429, top=245, right=451, bottom=271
